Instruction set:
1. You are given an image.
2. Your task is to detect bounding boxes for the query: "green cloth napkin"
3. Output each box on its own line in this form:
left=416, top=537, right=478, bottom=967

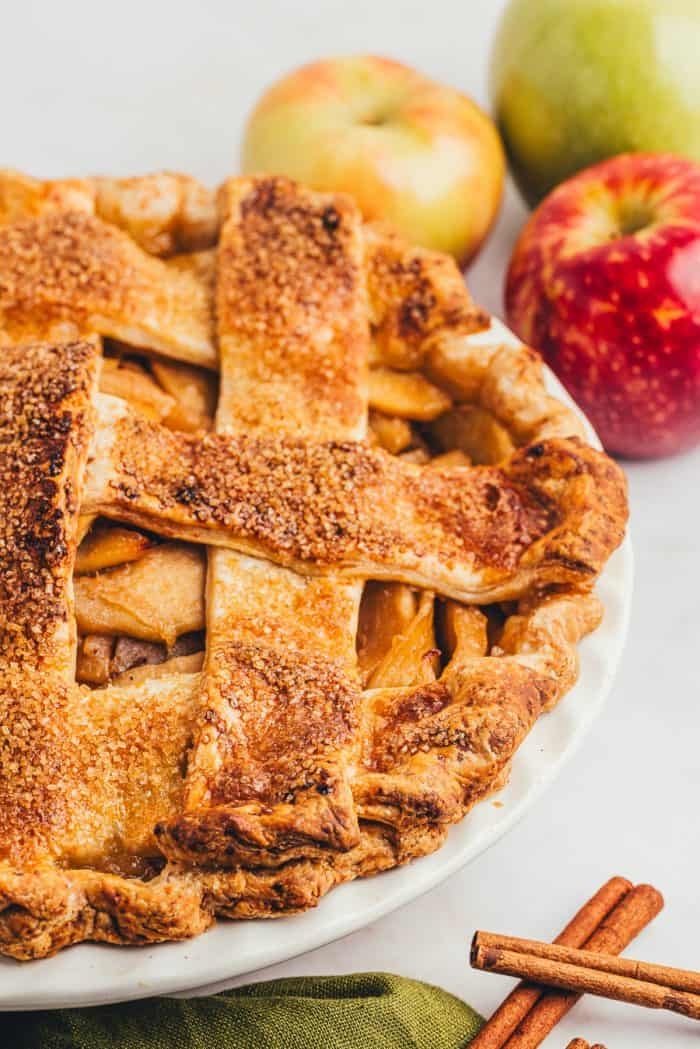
left=2, top=972, right=484, bottom=1049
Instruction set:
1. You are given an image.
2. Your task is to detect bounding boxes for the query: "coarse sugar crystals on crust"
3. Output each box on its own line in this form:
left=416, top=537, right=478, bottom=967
left=0, top=170, right=628, bottom=960
left=164, top=177, right=371, bottom=869
left=216, top=176, right=369, bottom=438
left=0, top=210, right=216, bottom=366
left=83, top=407, right=624, bottom=602
left=0, top=339, right=98, bottom=672
left=0, top=339, right=97, bottom=863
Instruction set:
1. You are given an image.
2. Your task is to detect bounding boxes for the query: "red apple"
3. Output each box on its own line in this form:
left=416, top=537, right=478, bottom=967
left=506, top=153, right=700, bottom=458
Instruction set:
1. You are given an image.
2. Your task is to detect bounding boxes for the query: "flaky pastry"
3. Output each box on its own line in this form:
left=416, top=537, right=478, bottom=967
left=0, top=171, right=627, bottom=959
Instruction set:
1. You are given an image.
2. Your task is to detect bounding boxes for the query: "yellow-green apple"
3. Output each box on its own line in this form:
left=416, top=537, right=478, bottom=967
left=491, top=0, right=700, bottom=206
left=506, top=153, right=700, bottom=459
left=241, top=55, right=505, bottom=266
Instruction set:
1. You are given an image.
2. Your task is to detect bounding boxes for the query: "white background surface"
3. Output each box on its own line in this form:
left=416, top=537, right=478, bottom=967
left=3, top=1, right=699, bottom=1045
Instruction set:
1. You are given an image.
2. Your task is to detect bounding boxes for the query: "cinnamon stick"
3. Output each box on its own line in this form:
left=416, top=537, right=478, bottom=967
left=480, top=884, right=664, bottom=1048
left=506, top=884, right=665, bottom=1046
left=469, top=882, right=663, bottom=1049
left=468, top=877, right=632, bottom=1049
left=473, top=931, right=700, bottom=996
left=472, top=942, right=700, bottom=1020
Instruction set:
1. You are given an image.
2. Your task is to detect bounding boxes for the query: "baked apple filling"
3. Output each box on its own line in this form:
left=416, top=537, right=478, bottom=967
left=74, top=531, right=206, bottom=686
left=356, top=363, right=525, bottom=685
left=100, top=341, right=219, bottom=431
left=73, top=344, right=216, bottom=688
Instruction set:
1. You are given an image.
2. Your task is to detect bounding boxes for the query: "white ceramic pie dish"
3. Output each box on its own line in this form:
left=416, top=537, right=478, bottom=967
left=0, top=317, right=633, bottom=1010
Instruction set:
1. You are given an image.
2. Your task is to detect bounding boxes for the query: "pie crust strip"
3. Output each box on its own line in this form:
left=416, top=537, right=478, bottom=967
left=0, top=341, right=202, bottom=875
left=0, top=340, right=98, bottom=864
left=83, top=408, right=628, bottom=604
left=159, top=178, right=372, bottom=867
left=0, top=169, right=219, bottom=255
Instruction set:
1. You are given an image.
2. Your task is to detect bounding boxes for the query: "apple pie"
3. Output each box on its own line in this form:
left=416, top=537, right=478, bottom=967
left=0, top=170, right=627, bottom=959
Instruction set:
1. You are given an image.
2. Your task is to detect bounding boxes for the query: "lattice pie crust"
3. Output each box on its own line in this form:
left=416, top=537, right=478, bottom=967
left=0, top=171, right=627, bottom=959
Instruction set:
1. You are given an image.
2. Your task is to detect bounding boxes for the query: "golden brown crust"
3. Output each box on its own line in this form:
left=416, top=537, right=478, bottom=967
left=0, top=342, right=200, bottom=874
left=0, top=171, right=589, bottom=448
left=0, top=211, right=216, bottom=366
left=0, top=171, right=628, bottom=962
left=0, top=589, right=600, bottom=959
left=0, top=823, right=442, bottom=960
left=0, top=341, right=96, bottom=862
left=83, top=410, right=627, bottom=602
left=363, top=222, right=584, bottom=446
left=92, top=173, right=218, bottom=256
left=0, top=340, right=98, bottom=671
left=159, top=633, right=363, bottom=868
left=0, top=169, right=218, bottom=256
left=364, top=221, right=490, bottom=370
left=216, top=176, right=369, bottom=438
left=495, top=591, right=603, bottom=711
left=426, top=339, right=586, bottom=445
left=0, top=169, right=96, bottom=225
left=0, top=671, right=200, bottom=871
left=176, top=179, right=371, bottom=867
left=0, top=578, right=604, bottom=958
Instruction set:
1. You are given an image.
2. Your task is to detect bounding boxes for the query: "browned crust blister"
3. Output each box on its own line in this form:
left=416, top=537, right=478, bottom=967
left=0, top=172, right=628, bottom=961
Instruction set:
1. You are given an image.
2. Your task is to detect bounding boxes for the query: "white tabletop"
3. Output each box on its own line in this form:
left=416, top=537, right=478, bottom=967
left=5, top=1, right=699, bottom=1044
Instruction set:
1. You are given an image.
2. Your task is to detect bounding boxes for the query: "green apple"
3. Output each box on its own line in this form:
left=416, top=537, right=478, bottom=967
left=491, top=0, right=700, bottom=206
left=242, top=56, right=505, bottom=266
